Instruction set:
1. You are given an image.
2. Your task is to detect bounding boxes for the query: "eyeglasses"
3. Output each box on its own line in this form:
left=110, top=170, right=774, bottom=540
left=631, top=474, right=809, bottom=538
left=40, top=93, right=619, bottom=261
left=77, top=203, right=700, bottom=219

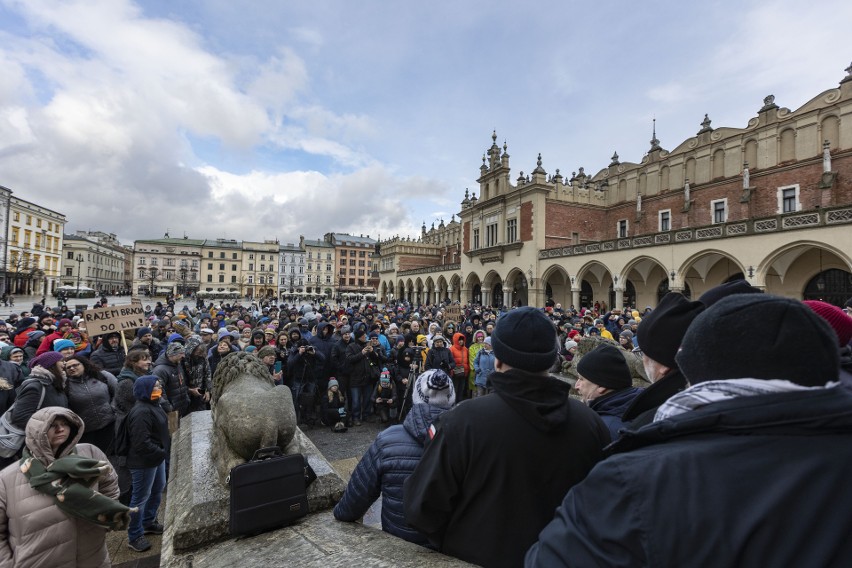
left=65, top=363, right=82, bottom=370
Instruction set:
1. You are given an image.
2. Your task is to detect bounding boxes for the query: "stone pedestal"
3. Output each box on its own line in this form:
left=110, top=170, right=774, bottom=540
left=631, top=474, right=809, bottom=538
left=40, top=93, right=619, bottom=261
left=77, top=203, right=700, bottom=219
left=161, top=411, right=473, bottom=568
left=162, top=411, right=345, bottom=555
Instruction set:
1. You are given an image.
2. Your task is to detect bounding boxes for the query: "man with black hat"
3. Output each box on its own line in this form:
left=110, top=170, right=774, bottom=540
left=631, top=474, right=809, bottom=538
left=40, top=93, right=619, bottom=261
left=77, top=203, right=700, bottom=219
left=527, top=294, right=852, bottom=566
left=404, top=307, right=609, bottom=568
left=620, top=292, right=705, bottom=430
left=575, top=344, right=642, bottom=440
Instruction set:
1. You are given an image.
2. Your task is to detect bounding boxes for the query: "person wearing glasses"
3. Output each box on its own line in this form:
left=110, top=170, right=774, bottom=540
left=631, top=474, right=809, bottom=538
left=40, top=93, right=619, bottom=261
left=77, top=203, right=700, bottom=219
left=64, top=355, right=117, bottom=455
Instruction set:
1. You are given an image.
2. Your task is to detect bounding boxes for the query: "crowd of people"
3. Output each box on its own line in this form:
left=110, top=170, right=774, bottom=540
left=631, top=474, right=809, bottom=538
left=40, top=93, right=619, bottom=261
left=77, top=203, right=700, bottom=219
left=0, top=283, right=850, bottom=565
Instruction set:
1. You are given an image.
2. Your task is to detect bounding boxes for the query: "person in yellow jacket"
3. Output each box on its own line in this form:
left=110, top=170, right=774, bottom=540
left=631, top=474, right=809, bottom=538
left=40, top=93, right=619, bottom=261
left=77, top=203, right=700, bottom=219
left=467, top=330, right=486, bottom=395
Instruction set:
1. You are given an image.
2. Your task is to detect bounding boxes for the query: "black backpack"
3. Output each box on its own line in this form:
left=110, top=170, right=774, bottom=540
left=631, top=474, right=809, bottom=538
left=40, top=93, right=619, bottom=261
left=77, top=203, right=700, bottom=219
left=113, top=414, right=130, bottom=457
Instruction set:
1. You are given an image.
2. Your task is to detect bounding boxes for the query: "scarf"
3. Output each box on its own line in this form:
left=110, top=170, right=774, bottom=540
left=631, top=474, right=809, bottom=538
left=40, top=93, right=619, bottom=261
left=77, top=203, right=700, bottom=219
left=20, top=448, right=136, bottom=530
left=654, top=378, right=839, bottom=422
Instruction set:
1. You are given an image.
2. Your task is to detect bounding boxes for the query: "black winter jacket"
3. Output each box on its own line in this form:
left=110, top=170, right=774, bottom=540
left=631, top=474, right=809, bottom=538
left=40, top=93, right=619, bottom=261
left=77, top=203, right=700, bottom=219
left=152, top=352, right=188, bottom=416
left=619, top=367, right=688, bottom=432
left=89, top=343, right=126, bottom=376
left=345, top=341, right=385, bottom=388
left=10, top=368, right=68, bottom=429
left=65, top=372, right=116, bottom=432
left=424, top=346, right=455, bottom=374
left=331, top=338, right=353, bottom=380
left=404, top=369, right=609, bottom=568
left=126, top=398, right=170, bottom=469
left=526, top=386, right=852, bottom=567
left=335, top=404, right=445, bottom=546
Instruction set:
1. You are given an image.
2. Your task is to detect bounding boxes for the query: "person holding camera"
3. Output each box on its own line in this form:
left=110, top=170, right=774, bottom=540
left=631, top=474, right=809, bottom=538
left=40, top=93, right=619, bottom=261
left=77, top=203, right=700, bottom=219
left=345, top=329, right=386, bottom=426
left=372, top=369, right=396, bottom=424
left=287, top=339, right=325, bottom=426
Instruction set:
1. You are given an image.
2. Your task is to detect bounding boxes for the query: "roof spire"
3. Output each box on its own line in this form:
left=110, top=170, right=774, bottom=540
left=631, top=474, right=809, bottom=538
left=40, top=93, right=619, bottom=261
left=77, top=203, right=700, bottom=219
left=649, top=117, right=661, bottom=151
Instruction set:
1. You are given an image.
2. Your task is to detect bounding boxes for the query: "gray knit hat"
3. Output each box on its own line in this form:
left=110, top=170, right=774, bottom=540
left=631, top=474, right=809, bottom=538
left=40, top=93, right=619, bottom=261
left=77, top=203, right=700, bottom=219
left=412, top=369, right=456, bottom=409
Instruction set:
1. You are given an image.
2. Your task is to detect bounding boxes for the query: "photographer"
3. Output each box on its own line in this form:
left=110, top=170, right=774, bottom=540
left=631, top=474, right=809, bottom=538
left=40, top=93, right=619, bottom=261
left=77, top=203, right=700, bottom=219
left=287, top=339, right=326, bottom=426
left=345, top=329, right=387, bottom=426
left=372, top=369, right=396, bottom=424
left=425, top=335, right=456, bottom=380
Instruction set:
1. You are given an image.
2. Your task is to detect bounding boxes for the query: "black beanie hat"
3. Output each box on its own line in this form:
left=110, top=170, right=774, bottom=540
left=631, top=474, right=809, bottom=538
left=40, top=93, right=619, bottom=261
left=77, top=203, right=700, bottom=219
left=676, top=294, right=840, bottom=386
left=697, top=279, right=762, bottom=307
left=491, top=307, right=557, bottom=372
left=576, top=344, right=632, bottom=390
left=637, top=292, right=705, bottom=368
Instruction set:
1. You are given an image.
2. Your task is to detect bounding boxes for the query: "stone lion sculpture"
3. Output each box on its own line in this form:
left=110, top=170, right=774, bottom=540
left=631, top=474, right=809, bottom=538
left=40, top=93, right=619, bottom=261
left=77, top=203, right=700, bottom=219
left=210, top=351, right=297, bottom=484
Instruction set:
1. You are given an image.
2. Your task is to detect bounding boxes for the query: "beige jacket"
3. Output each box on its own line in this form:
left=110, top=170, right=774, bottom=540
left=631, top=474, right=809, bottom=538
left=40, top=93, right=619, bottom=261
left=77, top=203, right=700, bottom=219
left=0, top=406, right=119, bottom=567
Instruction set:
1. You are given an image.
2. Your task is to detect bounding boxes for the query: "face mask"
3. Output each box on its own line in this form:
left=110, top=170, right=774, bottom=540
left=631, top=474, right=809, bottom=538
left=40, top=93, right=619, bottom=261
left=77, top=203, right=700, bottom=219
left=151, top=387, right=162, bottom=401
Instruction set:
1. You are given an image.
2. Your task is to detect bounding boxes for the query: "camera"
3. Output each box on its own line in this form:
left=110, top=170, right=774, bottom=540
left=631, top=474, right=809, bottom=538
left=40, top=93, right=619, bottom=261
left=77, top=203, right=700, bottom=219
left=305, top=346, right=315, bottom=355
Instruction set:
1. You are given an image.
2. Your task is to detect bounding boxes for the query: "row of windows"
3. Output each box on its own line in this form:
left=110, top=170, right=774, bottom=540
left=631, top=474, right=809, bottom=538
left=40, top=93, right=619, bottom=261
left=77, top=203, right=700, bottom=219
left=617, top=185, right=802, bottom=237
left=11, top=212, right=61, bottom=233
left=306, top=252, right=333, bottom=260
left=340, top=250, right=369, bottom=257
left=471, top=217, right=519, bottom=250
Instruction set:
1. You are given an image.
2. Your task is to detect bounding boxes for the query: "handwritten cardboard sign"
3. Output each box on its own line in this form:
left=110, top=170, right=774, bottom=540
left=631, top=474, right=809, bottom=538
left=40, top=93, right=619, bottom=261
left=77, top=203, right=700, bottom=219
left=83, top=303, right=146, bottom=337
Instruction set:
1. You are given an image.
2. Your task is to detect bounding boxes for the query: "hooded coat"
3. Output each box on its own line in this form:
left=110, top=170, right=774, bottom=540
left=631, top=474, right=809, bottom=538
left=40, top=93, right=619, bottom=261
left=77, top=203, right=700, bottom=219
left=152, top=351, right=188, bottom=416
left=334, top=403, right=446, bottom=546
left=0, top=407, right=119, bottom=567
left=404, top=369, right=609, bottom=568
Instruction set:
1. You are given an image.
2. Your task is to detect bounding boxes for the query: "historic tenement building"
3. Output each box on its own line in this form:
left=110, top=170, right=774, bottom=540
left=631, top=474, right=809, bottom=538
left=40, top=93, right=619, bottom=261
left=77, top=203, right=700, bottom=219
left=376, top=64, right=852, bottom=309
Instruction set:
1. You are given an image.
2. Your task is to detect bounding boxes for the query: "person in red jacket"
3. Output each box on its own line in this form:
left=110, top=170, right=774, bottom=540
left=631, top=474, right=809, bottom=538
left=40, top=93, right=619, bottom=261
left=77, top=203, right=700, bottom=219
left=449, top=332, right=469, bottom=400
left=35, top=318, right=73, bottom=356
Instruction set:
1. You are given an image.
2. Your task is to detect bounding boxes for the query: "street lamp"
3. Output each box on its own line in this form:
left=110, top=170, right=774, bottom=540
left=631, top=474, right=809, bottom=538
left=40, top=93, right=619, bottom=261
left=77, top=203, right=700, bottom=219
left=75, top=254, right=83, bottom=297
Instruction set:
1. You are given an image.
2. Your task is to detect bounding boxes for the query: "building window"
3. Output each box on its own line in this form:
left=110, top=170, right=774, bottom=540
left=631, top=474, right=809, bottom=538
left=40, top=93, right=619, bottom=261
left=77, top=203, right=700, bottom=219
left=219, top=263, right=225, bottom=270
left=232, top=253, right=237, bottom=259
left=13, top=212, right=19, bottom=222
left=618, top=220, right=628, bottom=238
left=778, top=184, right=800, bottom=213
left=207, top=275, right=213, bottom=282
left=485, top=223, right=498, bottom=247
left=220, top=252, right=225, bottom=258
left=711, top=199, right=727, bottom=224
left=232, top=264, right=237, bottom=271
left=248, top=263, right=254, bottom=271
left=208, top=263, right=213, bottom=269
left=473, top=228, right=480, bottom=250
left=208, top=252, right=213, bottom=258
left=506, top=219, right=517, bottom=243
left=66, top=268, right=73, bottom=276
left=36, top=219, right=41, bottom=228
left=659, top=210, right=671, bottom=232
left=25, top=215, right=31, bottom=225
left=231, top=276, right=237, bottom=283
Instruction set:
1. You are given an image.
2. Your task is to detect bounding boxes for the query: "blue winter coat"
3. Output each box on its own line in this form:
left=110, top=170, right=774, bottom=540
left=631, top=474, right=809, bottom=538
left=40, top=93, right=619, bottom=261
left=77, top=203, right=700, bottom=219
left=589, top=387, right=642, bottom=440
left=333, top=403, right=446, bottom=546
left=473, top=348, right=496, bottom=388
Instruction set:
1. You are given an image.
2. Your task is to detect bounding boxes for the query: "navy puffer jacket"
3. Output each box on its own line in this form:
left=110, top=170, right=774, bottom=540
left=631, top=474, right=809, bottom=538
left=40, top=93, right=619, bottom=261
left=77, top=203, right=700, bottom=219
left=333, top=403, right=446, bottom=546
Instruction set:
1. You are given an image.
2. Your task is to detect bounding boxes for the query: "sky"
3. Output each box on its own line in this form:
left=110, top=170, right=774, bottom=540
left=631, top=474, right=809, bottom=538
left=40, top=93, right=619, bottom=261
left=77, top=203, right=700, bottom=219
left=0, top=0, right=850, bottom=246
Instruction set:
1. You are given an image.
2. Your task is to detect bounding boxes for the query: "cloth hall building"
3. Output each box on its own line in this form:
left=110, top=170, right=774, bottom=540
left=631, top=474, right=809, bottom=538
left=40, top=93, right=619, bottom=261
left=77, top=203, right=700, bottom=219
left=375, top=65, right=852, bottom=309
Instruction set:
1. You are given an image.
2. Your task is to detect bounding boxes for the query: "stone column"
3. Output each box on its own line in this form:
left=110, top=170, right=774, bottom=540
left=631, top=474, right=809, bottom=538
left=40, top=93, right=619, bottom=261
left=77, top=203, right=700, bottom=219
left=504, top=289, right=513, bottom=308
left=614, top=287, right=624, bottom=311
left=572, top=287, right=581, bottom=309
